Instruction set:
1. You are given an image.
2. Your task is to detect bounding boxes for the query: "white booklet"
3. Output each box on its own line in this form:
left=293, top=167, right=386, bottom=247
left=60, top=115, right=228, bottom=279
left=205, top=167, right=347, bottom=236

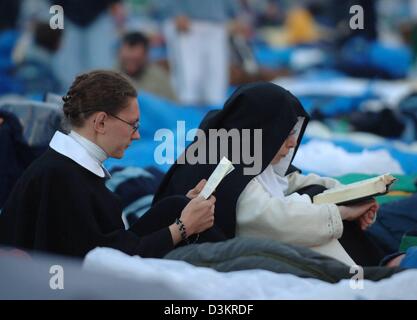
left=199, top=157, right=235, bottom=199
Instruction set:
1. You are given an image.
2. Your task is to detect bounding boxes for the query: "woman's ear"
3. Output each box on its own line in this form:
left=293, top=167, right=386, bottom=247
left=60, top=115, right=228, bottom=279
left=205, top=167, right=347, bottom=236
left=92, top=112, right=107, bottom=134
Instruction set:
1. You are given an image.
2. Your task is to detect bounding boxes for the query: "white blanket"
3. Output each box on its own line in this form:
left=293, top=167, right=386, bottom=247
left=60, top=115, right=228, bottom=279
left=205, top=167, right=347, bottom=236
left=293, top=140, right=404, bottom=176
left=84, top=248, right=417, bottom=300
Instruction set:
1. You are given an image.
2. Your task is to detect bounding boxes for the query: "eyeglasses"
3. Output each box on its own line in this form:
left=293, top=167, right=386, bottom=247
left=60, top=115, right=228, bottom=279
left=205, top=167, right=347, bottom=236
left=109, top=113, right=140, bottom=133
left=74, top=108, right=140, bottom=133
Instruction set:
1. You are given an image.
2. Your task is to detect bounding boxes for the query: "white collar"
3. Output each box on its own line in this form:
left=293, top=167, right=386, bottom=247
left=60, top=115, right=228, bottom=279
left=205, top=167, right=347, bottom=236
left=255, top=164, right=288, bottom=198
left=273, top=117, right=305, bottom=177
left=255, top=117, right=305, bottom=197
left=49, top=131, right=111, bottom=178
left=69, top=130, right=108, bottom=163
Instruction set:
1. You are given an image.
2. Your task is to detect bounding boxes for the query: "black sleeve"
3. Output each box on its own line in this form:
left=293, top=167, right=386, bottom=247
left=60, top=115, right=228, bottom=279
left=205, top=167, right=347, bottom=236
left=40, top=172, right=174, bottom=258
left=130, top=228, right=174, bottom=258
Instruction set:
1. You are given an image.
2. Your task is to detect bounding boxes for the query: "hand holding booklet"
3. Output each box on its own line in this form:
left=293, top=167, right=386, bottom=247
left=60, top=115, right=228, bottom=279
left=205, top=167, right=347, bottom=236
left=312, top=174, right=397, bottom=205
left=199, top=157, right=235, bottom=199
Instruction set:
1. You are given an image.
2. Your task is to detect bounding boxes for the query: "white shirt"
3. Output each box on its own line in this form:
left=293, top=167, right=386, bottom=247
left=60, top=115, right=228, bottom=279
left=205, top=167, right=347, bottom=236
left=49, top=131, right=111, bottom=179
left=236, top=171, right=356, bottom=266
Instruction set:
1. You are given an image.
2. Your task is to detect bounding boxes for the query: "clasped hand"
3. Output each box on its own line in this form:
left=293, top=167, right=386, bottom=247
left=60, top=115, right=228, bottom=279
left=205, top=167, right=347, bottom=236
left=338, top=199, right=379, bottom=230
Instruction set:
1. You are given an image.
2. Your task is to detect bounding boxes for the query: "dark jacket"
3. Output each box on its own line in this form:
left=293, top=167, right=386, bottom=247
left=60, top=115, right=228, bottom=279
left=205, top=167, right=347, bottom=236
left=0, top=148, right=175, bottom=258
left=0, top=110, right=35, bottom=207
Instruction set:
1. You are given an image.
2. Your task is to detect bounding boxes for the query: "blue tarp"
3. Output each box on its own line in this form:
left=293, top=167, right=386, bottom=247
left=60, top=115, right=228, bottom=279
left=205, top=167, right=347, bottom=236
left=0, top=30, right=23, bottom=95
left=104, top=92, right=417, bottom=175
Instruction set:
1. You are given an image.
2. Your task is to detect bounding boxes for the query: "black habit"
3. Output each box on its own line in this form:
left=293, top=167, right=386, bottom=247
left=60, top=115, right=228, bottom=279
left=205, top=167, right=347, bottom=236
left=153, top=82, right=309, bottom=239
left=153, top=82, right=387, bottom=266
left=0, top=148, right=184, bottom=258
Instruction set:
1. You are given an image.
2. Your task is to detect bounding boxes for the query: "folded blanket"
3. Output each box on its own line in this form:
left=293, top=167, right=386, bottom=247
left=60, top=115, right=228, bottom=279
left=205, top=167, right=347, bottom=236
left=82, top=245, right=417, bottom=299
left=164, top=237, right=400, bottom=283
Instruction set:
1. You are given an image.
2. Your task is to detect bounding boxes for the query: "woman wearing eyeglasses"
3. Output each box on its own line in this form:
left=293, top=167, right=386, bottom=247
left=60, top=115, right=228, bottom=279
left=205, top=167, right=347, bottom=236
left=0, top=70, right=220, bottom=258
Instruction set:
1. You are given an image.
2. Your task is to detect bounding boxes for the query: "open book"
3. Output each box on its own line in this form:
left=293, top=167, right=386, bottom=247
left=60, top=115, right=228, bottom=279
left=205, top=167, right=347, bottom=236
left=199, top=157, right=235, bottom=199
left=312, top=174, right=397, bottom=205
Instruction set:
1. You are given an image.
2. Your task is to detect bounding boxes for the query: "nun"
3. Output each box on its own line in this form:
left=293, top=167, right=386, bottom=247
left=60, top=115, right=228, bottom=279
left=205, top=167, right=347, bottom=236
left=154, top=82, right=384, bottom=266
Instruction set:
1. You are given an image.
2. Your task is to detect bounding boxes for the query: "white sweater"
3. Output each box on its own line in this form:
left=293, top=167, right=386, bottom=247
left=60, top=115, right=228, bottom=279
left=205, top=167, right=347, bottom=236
left=236, top=171, right=356, bottom=266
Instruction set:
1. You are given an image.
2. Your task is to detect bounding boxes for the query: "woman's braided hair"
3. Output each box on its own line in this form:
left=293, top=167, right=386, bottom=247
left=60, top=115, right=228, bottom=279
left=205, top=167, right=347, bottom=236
left=62, top=70, right=137, bottom=127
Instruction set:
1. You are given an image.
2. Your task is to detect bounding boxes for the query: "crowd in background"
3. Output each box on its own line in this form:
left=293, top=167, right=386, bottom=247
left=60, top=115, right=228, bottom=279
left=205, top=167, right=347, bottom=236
left=0, top=0, right=416, bottom=106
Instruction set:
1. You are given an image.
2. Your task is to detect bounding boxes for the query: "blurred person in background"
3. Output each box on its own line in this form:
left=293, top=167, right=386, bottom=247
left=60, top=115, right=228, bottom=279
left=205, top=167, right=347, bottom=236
left=118, top=31, right=177, bottom=101
left=155, top=0, right=245, bottom=106
left=49, top=0, right=127, bottom=91
left=255, top=0, right=286, bottom=28
left=0, top=0, right=23, bottom=95
left=14, top=21, right=62, bottom=96
left=229, top=0, right=291, bottom=85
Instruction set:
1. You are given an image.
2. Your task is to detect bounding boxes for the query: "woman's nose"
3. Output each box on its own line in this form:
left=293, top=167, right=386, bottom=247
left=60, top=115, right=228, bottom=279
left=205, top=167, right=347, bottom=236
left=132, top=130, right=140, bottom=140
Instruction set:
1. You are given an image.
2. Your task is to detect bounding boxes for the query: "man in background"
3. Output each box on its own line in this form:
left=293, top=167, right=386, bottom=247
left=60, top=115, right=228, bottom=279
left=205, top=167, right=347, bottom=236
left=118, top=31, right=177, bottom=101
left=155, top=0, right=243, bottom=106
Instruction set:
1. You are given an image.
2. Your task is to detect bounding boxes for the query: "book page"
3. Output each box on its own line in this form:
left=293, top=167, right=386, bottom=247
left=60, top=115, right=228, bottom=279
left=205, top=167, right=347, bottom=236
left=199, top=157, right=235, bottom=199
left=313, top=174, right=396, bottom=205
left=320, top=174, right=395, bottom=194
